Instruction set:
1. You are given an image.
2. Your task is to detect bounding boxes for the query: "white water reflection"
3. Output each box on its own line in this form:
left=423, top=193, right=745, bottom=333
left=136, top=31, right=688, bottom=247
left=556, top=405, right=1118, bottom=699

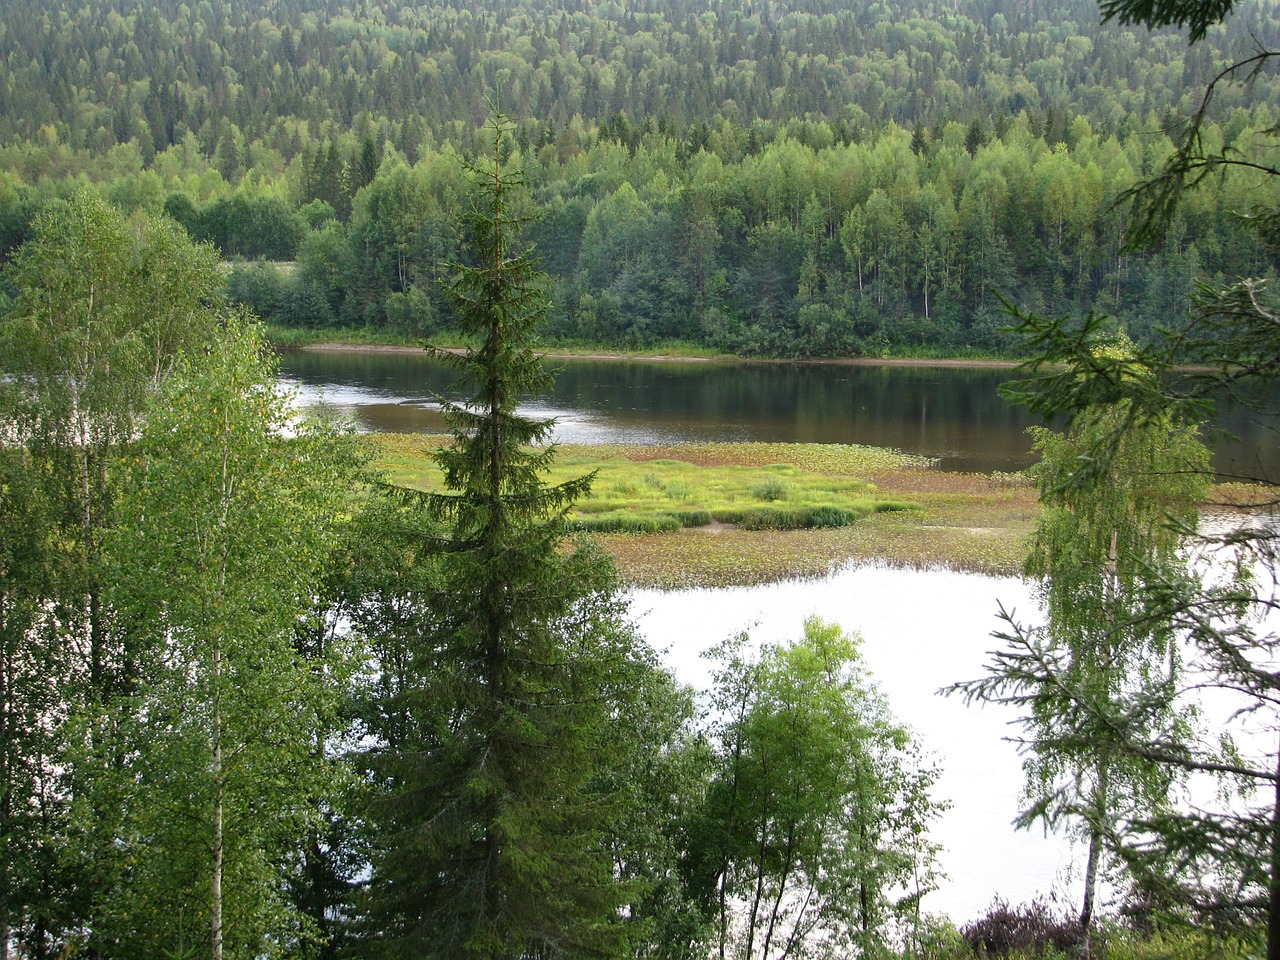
left=279, top=376, right=742, bottom=444
left=628, top=564, right=1083, bottom=926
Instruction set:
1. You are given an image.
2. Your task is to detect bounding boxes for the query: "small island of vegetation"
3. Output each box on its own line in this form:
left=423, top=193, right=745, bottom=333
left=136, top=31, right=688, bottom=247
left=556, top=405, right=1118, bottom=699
left=373, top=433, right=1039, bottom=586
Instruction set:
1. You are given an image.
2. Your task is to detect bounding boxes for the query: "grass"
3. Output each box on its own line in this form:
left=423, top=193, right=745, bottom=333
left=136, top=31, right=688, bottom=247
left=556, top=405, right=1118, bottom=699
left=264, top=324, right=435, bottom=348
left=368, top=435, right=1042, bottom=588
left=264, top=325, right=736, bottom=360
left=264, top=324, right=1024, bottom=363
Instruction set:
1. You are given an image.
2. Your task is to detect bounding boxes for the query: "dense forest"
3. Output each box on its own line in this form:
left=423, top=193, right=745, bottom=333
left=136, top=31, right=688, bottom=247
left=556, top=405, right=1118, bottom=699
left=0, top=0, right=1277, bottom=353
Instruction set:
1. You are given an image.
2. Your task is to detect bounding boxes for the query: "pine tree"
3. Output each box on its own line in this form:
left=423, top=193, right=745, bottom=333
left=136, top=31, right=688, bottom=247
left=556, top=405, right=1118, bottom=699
left=363, top=109, right=629, bottom=960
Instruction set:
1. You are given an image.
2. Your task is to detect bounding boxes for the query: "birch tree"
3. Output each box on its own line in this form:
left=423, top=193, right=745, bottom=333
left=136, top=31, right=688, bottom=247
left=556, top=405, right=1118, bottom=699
left=98, top=318, right=361, bottom=960
left=951, top=342, right=1210, bottom=956
left=695, top=618, right=942, bottom=960
left=0, top=187, right=223, bottom=955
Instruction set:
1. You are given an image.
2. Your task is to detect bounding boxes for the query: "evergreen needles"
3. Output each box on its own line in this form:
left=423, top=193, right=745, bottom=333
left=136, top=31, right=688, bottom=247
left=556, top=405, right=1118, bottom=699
left=362, top=110, right=629, bottom=960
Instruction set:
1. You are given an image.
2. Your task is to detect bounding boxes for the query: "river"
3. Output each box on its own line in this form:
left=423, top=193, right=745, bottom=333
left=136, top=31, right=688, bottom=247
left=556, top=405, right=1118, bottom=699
left=277, top=348, right=1280, bottom=477
left=279, top=347, right=1277, bottom=924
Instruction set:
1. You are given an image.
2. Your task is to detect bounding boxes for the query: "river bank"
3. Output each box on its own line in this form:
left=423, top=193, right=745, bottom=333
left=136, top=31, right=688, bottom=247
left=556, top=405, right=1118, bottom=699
left=286, top=338, right=1026, bottom=370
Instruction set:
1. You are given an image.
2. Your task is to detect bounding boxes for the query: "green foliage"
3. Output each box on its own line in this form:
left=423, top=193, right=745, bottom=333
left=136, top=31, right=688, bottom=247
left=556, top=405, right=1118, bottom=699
left=953, top=349, right=1211, bottom=949
left=1, top=0, right=1277, bottom=356
left=0, top=449, right=69, bottom=955
left=0, top=0, right=1274, bottom=169
left=1101, top=927, right=1258, bottom=960
left=980, top=0, right=1280, bottom=940
left=0, top=187, right=226, bottom=955
left=361, top=111, right=669, bottom=960
left=0, top=188, right=365, bottom=959
left=98, top=317, right=363, bottom=960
left=750, top=475, right=791, bottom=502
left=689, top=618, right=944, bottom=960
left=1099, top=0, right=1239, bottom=42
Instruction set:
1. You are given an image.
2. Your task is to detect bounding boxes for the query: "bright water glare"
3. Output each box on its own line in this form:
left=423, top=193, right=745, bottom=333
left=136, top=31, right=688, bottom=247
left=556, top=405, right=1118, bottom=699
left=628, top=563, right=1084, bottom=925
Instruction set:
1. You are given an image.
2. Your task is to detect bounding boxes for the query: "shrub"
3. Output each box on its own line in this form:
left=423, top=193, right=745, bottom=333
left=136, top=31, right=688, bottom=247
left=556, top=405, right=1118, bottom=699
left=750, top=475, right=790, bottom=501
left=664, top=479, right=693, bottom=500
left=224, top=261, right=284, bottom=318
left=1103, top=928, right=1257, bottom=960
left=809, top=505, right=855, bottom=528
left=739, top=507, right=810, bottom=530
left=672, top=510, right=712, bottom=527
left=570, top=515, right=681, bottom=534
left=960, top=898, right=1081, bottom=957
left=873, top=500, right=916, bottom=513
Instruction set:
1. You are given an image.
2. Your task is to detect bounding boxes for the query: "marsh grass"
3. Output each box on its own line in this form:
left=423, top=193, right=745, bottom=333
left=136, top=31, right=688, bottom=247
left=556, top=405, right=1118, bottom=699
left=368, top=434, right=1041, bottom=586
left=749, top=475, right=791, bottom=501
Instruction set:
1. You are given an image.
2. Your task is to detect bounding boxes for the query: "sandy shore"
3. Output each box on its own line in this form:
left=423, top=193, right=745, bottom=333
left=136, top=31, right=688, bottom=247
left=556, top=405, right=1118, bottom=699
left=291, top=341, right=1024, bottom=369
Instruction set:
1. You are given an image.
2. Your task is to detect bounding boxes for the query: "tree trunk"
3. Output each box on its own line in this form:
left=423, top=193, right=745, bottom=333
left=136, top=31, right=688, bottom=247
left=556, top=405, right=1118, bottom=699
left=1078, top=760, right=1109, bottom=960
left=1079, top=824, right=1101, bottom=960
left=1268, top=738, right=1280, bottom=960
left=744, top=807, right=771, bottom=960
left=212, top=644, right=224, bottom=960
left=761, top=823, right=797, bottom=959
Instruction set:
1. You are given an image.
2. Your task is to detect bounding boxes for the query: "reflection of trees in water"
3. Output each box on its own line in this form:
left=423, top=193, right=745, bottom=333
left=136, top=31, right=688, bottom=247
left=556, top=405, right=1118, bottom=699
left=277, top=352, right=1280, bottom=476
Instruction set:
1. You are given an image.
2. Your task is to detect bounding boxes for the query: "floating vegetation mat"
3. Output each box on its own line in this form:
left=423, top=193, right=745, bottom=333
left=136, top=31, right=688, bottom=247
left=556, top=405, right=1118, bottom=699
left=369, top=435, right=1040, bottom=587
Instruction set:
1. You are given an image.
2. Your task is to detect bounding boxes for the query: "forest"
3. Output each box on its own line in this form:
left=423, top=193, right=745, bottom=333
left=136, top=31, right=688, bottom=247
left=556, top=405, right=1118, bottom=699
left=3, top=0, right=1280, bottom=956
left=0, top=0, right=1277, bottom=354
left=0, top=149, right=960, bottom=960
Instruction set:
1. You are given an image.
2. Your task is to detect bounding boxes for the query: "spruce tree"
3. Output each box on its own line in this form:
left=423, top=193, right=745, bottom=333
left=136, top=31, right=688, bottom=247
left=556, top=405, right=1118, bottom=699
left=363, top=110, right=628, bottom=960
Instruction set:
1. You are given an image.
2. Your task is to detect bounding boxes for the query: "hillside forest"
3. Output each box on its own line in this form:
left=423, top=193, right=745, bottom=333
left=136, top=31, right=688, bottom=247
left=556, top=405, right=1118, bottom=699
left=0, top=0, right=1278, bottom=354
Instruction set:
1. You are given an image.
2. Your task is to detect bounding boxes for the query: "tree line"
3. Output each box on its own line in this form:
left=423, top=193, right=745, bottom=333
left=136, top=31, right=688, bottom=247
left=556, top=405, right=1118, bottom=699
left=0, top=0, right=1277, bottom=357
left=4, top=108, right=1275, bottom=357
left=227, top=112, right=1274, bottom=355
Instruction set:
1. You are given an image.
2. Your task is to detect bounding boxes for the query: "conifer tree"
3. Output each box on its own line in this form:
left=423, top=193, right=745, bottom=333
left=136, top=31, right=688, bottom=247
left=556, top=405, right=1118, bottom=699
left=979, top=1, right=1280, bottom=952
left=363, top=109, right=630, bottom=960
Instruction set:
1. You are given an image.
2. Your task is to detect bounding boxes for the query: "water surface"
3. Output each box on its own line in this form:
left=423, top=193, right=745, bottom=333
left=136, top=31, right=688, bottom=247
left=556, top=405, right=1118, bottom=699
left=279, top=349, right=1279, bottom=478
left=629, top=565, right=1074, bottom=925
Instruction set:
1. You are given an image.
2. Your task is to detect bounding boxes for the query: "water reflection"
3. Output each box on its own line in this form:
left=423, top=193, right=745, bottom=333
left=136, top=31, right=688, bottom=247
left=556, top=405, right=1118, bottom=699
left=629, top=564, right=1076, bottom=924
left=278, top=349, right=1279, bottom=478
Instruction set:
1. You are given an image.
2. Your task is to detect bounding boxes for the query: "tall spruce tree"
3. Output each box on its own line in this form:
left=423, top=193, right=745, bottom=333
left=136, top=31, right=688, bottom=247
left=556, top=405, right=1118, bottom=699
left=363, top=109, right=630, bottom=960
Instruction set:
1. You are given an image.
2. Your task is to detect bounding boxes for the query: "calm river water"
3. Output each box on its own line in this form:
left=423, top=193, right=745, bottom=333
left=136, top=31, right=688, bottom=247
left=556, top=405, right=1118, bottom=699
left=280, top=348, right=1276, bottom=923
left=277, top=348, right=1279, bottom=477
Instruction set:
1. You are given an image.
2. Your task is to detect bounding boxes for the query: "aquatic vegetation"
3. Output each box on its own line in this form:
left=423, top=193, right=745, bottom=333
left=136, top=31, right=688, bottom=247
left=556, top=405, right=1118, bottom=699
left=368, top=434, right=1039, bottom=586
